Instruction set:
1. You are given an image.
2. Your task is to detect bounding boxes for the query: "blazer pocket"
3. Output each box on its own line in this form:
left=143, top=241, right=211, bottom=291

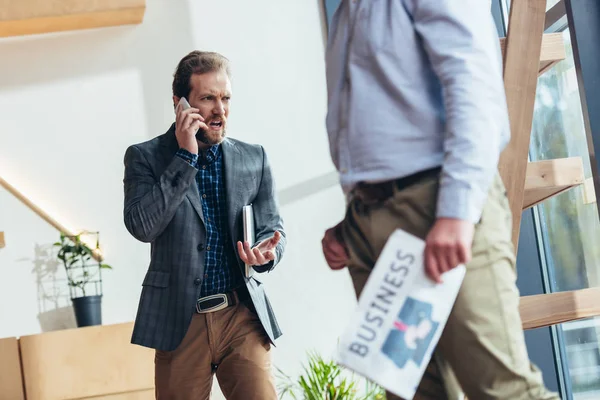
left=142, top=270, right=170, bottom=288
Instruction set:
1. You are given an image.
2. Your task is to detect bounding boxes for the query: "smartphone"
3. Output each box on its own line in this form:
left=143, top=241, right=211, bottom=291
left=178, top=97, right=191, bottom=111
left=178, top=97, right=204, bottom=139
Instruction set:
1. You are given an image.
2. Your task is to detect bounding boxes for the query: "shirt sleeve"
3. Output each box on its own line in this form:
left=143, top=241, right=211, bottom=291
left=406, top=0, right=511, bottom=223
left=175, top=148, right=199, bottom=169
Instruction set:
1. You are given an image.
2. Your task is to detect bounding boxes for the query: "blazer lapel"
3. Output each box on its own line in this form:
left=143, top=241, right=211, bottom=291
left=222, top=139, right=243, bottom=264
left=159, top=124, right=205, bottom=224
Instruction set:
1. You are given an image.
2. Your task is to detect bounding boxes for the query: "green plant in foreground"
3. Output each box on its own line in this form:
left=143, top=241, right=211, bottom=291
left=276, top=351, right=386, bottom=400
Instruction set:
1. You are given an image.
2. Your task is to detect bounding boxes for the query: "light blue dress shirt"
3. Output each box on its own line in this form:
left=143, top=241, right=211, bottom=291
left=325, top=0, right=510, bottom=223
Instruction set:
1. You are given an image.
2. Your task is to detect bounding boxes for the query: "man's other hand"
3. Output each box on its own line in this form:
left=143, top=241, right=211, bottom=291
left=321, top=222, right=349, bottom=270
left=238, top=231, right=281, bottom=266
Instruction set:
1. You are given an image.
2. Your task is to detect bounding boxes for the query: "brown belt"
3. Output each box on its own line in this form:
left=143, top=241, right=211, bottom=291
left=354, top=167, right=441, bottom=205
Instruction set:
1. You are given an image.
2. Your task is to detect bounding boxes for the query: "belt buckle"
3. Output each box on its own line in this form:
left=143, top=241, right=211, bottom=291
left=196, top=294, right=228, bottom=313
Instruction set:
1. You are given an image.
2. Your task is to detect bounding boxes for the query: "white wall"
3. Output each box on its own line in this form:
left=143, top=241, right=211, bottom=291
left=0, top=0, right=358, bottom=397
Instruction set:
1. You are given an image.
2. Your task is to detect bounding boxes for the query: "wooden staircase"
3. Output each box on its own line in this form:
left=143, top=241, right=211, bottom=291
left=498, top=0, right=600, bottom=333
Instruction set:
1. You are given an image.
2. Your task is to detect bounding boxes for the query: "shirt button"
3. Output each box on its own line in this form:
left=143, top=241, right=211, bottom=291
left=206, top=245, right=211, bottom=251
left=202, top=194, right=207, bottom=199
left=197, top=244, right=204, bottom=251
left=194, top=278, right=201, bottom=285
left=202, top=165, right=206, bottom=170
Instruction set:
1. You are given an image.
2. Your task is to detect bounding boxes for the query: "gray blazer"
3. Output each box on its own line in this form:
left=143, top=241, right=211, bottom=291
left=123, top=124, right=286, bottom=351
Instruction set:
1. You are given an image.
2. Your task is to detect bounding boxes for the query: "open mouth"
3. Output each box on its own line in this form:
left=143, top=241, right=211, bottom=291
left=209, top=120, right=223, bottom=130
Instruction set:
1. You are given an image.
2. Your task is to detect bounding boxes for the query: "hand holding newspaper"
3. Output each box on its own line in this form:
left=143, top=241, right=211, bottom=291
left=335, top=229, right=466, bottom=399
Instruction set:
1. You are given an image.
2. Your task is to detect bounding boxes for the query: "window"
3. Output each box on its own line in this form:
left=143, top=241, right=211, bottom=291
left=562, top=319, right=600, bottom=396
left=529, top=27, right=600, bottom=399
left=530, top=28, right=600, bottom=293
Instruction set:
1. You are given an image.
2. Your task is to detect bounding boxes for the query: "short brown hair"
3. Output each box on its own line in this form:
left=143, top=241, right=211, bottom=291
left=172, top=51, right=231, bottom=99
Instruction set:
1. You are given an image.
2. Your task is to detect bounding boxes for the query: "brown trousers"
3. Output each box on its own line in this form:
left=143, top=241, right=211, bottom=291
left=341, top=173, right=560, bottom=400
left=154, top=301, right=276, bottom=400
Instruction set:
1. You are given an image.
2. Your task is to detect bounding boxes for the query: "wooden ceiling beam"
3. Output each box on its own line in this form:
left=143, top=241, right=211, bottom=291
left=0, top=0, right=145, bottom=38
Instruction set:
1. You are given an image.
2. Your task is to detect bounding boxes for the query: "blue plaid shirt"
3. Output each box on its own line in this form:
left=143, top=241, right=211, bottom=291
left=176, top=146, right=242, bottom=296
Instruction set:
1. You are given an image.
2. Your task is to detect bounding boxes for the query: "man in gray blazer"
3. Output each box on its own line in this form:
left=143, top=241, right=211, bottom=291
left=123, top=50, right=285, bottom=400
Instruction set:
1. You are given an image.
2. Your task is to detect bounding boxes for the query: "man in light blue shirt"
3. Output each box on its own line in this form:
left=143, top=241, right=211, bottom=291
left=321, top=1, right=559, bottom=399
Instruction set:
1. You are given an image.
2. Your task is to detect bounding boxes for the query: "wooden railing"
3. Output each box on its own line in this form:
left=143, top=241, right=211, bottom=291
left=0, top=175, right=103, bottom=262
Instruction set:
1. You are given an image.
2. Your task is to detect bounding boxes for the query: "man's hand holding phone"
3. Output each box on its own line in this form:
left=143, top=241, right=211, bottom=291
left=175, top=97, right=207, bottom=155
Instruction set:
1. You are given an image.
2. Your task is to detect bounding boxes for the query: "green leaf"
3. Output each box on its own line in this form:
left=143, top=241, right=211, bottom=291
left=100, top=264, right=113, bottom=270
left=275, top=349, right=386, bottom=400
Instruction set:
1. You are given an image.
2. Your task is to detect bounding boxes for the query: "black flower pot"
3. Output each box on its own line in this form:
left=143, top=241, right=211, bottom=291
left=72, top=295, right=103, bottom=327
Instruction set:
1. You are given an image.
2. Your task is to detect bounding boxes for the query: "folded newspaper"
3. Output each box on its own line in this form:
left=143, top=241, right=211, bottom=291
left=335, top=229, right=466, bottom=399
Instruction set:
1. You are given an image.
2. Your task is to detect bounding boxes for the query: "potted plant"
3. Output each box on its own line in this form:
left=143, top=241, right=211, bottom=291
left=276, top=351, right=386, bottom=400
left=54, top=231, right=112, bottom=327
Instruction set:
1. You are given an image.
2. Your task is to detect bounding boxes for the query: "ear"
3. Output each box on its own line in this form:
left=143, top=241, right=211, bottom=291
left=172, top=96, right=180, bottom=112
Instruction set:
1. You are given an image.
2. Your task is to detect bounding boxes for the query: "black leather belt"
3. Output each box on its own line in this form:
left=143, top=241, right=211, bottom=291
left=354, top=167, right=441, bottom=205
left=196, top=288, right=250, bottom=314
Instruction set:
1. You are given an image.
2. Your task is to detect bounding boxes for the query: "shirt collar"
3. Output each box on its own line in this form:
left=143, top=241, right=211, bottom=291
left=202, top=144, right=221, bottom=164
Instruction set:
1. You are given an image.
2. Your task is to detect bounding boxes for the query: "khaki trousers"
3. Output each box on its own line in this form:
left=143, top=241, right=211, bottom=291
left=154, top=301, right=276, bottom=400
left=341, top=172, right=560, bottom=400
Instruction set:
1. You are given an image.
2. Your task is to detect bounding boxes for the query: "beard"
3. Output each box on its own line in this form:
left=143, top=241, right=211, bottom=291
left=195, top=117, right=227, bottom=145
left=196, top=127, right=226, bottom=145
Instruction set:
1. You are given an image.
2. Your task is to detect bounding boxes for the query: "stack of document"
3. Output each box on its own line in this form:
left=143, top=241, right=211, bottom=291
left=242, top=205, right=255, bottom=278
